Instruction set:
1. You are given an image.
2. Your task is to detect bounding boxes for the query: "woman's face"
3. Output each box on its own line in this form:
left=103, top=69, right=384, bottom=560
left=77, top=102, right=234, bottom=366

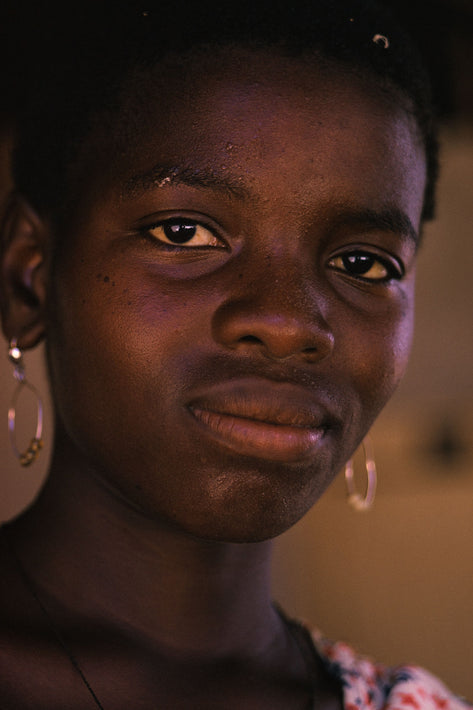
left=46, top=48, right=426, bottom=541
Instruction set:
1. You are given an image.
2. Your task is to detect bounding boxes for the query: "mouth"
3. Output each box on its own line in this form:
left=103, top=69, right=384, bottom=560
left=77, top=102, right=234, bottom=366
left=187, top=380, right=330, bottom=463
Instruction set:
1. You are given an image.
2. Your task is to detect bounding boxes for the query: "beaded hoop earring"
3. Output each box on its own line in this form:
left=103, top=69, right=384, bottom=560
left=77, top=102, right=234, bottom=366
left=7, top=339, right=44, bottom=466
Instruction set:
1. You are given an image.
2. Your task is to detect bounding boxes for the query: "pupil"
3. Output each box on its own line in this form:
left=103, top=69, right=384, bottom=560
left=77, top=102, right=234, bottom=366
left=163, top=221, right=197, bottom=244
left=343, top=253, right=373, bottom=274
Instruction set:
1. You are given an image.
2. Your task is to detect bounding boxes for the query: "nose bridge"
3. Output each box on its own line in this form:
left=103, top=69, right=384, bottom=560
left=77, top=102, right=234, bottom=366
left=212, top=242, right=334, bottom=362
left=252, top=247, right=319, bottom=316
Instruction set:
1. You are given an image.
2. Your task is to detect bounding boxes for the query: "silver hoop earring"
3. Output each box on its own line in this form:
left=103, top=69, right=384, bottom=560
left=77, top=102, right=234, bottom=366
left=7, top=339, right=44, bottom=466
left=345, top=435, right=377, bottom=512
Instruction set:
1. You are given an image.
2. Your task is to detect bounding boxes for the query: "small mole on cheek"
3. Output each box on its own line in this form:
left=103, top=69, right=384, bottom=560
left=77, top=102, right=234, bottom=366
left=103, top=276, right=110, bottom=283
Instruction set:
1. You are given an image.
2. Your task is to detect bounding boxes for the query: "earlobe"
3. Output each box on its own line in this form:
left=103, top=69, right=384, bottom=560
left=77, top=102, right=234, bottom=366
left=0, top=192, right=49, bottom=349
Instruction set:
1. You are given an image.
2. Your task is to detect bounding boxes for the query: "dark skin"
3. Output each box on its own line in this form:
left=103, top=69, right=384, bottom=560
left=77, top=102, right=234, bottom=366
left=0, top=48, right=426, bottom=708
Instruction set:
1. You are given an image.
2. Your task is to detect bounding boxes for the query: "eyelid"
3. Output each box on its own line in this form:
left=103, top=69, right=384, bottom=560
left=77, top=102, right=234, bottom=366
left=140, top=214, right=229, bottom=250
left=327, top=246, right=404, bottom=282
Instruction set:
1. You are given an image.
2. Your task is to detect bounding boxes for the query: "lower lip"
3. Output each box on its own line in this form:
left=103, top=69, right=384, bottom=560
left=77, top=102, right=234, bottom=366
left=188, top=407, right=326, bottom=463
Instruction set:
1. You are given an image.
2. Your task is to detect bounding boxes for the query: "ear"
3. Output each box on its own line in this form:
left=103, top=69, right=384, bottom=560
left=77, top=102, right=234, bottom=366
left=0, top=192, right=49, bottom=349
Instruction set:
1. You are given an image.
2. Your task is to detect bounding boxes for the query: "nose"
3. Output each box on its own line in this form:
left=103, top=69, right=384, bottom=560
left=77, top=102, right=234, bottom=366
left=212, top=260, right=334, bottom=363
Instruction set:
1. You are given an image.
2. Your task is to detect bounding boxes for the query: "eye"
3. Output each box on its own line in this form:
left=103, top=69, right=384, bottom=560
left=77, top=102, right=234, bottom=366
left=328, top=250, right=402, bottom=282
left=147, top=218, right=223, bottom=248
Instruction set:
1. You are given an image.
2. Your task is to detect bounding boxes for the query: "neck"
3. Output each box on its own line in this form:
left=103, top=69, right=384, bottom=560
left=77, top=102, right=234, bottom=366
left=7, top=436, right=280, bottom=661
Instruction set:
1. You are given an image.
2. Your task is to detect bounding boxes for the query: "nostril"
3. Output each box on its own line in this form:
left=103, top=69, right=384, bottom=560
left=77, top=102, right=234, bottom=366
left=212, top=299, right=334, bottom=362
left=301, top=346, right=321, bottom=362
left=239, top=335, right=263, bottom=345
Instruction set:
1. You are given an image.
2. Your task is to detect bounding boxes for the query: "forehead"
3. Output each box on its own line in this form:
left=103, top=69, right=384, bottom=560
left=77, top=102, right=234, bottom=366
left=78, top=46, right=426, bottom=224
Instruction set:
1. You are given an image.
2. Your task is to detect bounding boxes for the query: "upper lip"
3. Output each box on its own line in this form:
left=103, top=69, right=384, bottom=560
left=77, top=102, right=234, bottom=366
left=187, top=378, right=332, bottom=430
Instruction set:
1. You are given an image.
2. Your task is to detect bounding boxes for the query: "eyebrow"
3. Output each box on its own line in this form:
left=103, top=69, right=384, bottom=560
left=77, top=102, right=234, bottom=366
left=121, top=163, right=251, bottom=201
left=335, top=206, right=419, bottom=246
left=121, top=164, right=419, bottom=245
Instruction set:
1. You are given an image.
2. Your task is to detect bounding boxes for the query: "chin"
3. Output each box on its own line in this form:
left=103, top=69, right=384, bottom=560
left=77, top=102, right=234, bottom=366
left=108, top=448, right=337, bottom=544
left=176, top=479, right=326, bottom=544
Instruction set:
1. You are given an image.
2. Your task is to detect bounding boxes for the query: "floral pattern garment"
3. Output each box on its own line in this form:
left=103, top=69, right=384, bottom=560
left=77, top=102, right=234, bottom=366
left=308, top=627, right=473, bottom=710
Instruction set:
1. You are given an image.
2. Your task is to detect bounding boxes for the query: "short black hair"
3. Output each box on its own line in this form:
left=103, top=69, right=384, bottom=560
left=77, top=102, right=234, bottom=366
left=10, top=0, right=438, bottom=222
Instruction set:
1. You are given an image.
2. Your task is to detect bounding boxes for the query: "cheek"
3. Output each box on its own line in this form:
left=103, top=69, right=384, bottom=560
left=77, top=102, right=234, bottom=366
left=46, top=260, right=210, bottom=459
left=340, top=288, right=415, bottom=421
left=386, top=278, right=417, bottom=383
left=390, top=304, right=415, bottom=384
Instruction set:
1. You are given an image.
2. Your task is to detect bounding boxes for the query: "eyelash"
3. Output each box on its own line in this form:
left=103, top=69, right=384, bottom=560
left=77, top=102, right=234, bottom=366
left=142, top=217, right=226, bottom=249
left=327, top=250, right=403, bottom=283
left=140, top=218, right=404, bottom=284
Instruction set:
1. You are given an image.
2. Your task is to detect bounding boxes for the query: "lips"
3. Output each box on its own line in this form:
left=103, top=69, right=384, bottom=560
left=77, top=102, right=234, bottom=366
left=187, top=379, right=330, bottom=463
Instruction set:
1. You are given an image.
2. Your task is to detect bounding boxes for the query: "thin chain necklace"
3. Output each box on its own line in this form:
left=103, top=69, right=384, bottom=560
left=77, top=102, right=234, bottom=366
left=3, top=529, right=316, bottom=710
